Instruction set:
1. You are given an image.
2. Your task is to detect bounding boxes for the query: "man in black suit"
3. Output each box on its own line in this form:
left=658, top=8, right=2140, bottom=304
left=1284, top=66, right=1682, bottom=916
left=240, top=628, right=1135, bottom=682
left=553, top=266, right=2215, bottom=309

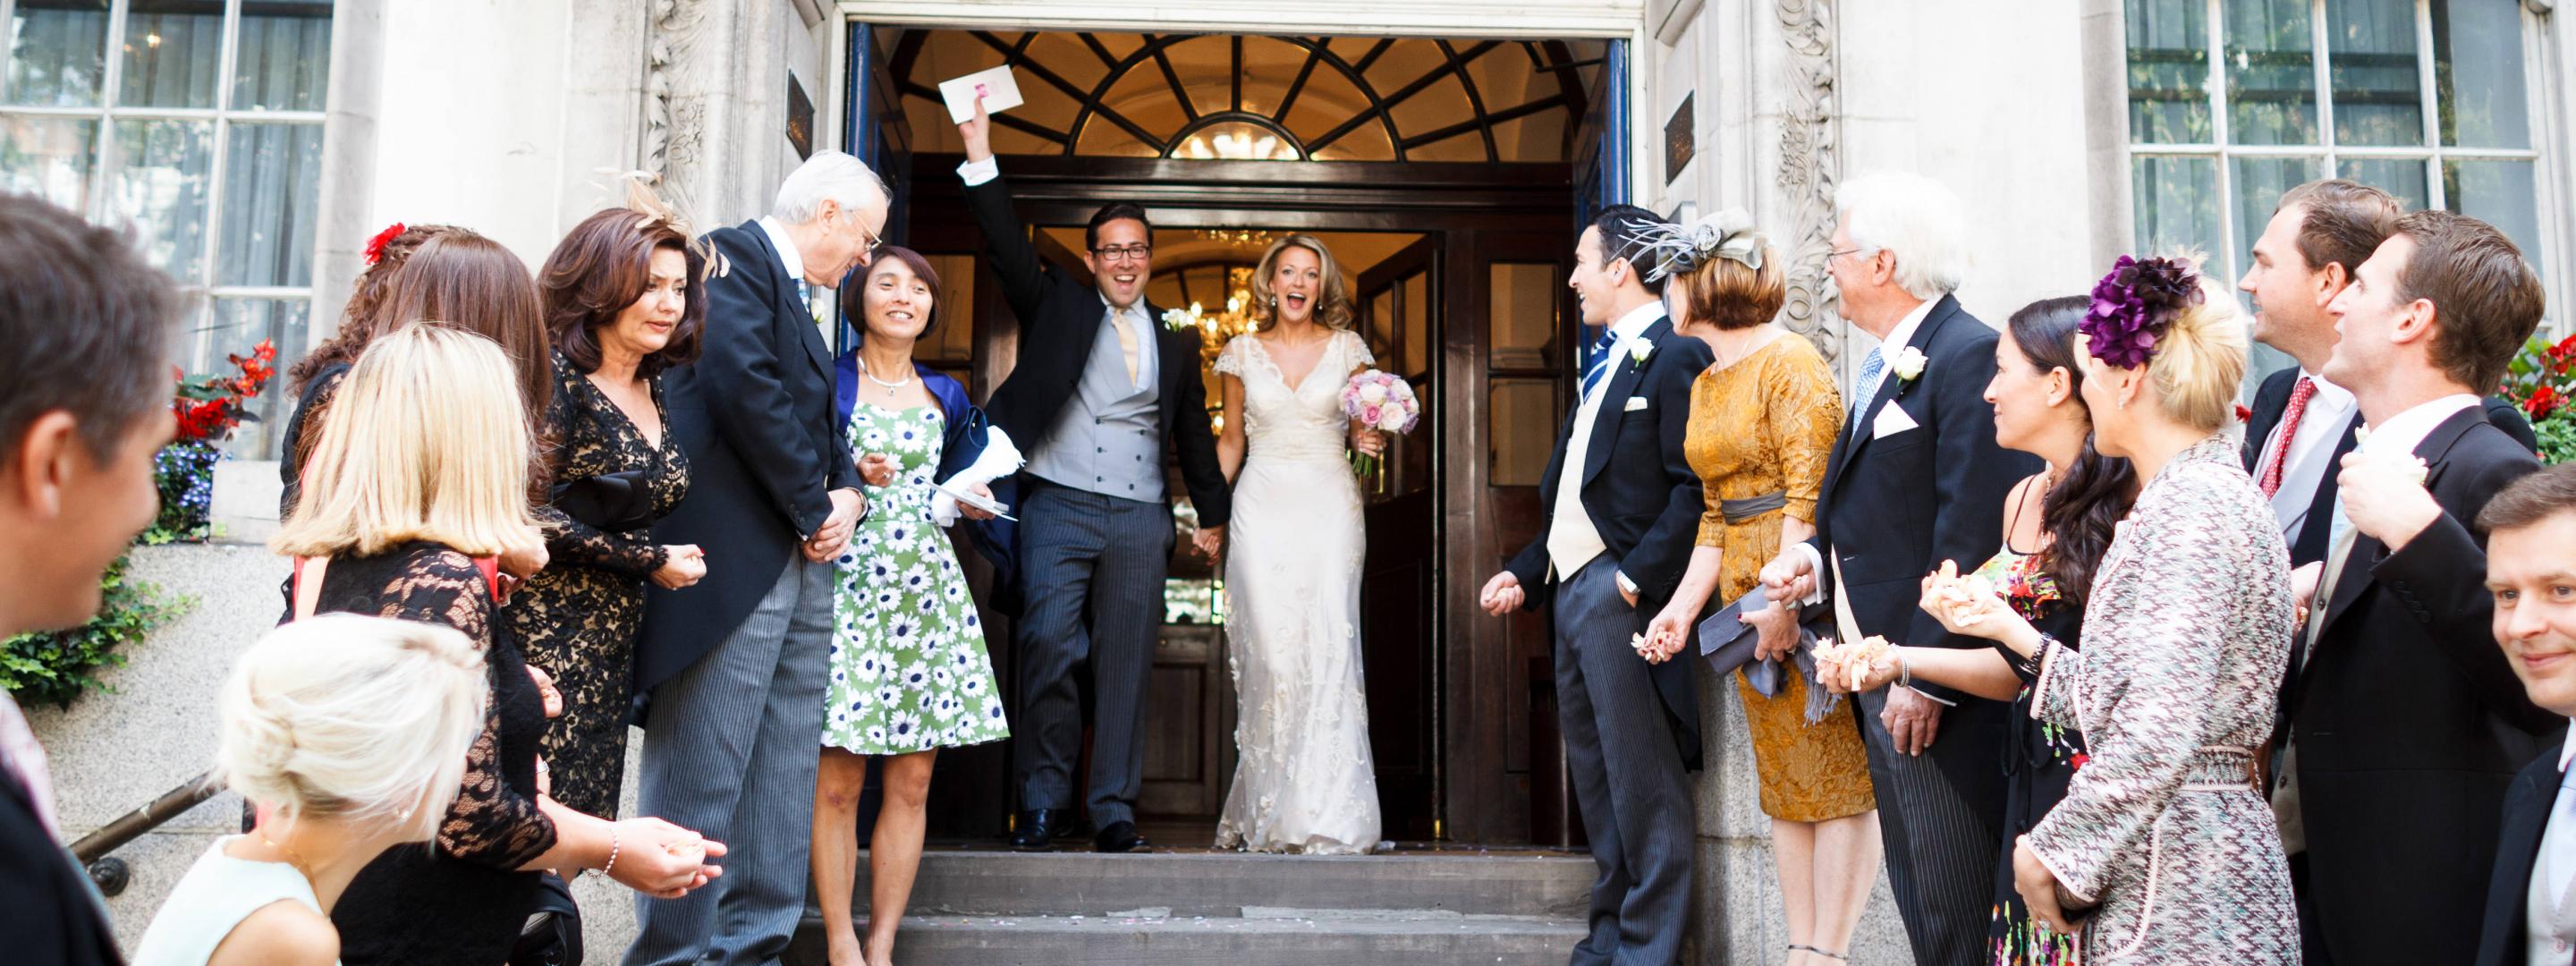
left=1759, top=172, right=2038, bottom=965
left=1478, top=205, right=1710, bottom=966
left=631, top=152, right=879, bottom=965
left=955, top=101, right=1231, bottom=854
left=0, top=195, right=182, bottom=964
left=2470, top=464, right=2576, bottom=966
left=2278, top=208, right=2558, bottom=966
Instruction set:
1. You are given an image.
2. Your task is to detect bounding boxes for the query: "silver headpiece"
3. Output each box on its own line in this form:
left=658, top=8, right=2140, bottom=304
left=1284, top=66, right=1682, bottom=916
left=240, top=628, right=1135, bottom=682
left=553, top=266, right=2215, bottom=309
left=1627, top=208, right=1768, bottom=283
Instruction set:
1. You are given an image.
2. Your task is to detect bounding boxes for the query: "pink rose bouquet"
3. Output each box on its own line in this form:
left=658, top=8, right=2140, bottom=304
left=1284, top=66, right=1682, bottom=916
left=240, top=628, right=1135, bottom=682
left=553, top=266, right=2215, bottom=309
left=1340, top=369, right=1419, bottom=480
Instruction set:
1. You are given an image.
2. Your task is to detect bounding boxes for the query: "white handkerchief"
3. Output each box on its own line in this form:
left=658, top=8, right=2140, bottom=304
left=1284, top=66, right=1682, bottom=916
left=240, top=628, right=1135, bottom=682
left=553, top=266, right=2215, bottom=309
left=1623, top=396, right=1649, bottom=412
left=931, top=427, right=1026, bottom=525
left=938, top=65, right=1024, bottom=123
left=1870, top=402, right=1920, bottom=439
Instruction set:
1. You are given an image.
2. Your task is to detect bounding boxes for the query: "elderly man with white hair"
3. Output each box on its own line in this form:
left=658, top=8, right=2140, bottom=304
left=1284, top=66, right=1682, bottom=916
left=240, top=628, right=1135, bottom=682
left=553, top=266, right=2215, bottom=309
left=630, top=149, right=886, bottom=966
left=1761, top=171, right=2039, bottom=965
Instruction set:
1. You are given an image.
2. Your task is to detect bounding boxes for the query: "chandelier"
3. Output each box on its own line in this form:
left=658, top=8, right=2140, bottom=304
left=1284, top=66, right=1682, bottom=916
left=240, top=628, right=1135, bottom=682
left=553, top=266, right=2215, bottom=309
left=1163, top=266, right=1259, bottom=367
left=1171, top=120, right=1303, bottom=163
left=1196, top=227, right=1278, bottom=249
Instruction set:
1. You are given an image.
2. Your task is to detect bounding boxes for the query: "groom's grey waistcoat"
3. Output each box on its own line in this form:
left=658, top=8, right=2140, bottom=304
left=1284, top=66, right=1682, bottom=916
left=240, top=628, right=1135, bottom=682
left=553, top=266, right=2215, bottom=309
left=1025, top=307, right=1164, bottom=502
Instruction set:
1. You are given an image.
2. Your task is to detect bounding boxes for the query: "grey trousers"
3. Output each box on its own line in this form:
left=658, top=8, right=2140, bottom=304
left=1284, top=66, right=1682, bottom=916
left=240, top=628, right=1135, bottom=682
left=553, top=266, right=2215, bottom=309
left=626, top=555, right=834, bottom=966
left=1013, top=482, right=1169, bottom=828
left=1553, top=559, right=1692, bottom=966
left=1854, top=687, right=1996, bottom=966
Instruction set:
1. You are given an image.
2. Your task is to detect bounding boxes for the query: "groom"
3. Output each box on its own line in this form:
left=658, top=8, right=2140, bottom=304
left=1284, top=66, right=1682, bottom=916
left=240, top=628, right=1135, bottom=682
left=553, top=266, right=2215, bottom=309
left=957, top=102, right=1230, bottom=853
left=1481, top=205, right=1710, bottom=966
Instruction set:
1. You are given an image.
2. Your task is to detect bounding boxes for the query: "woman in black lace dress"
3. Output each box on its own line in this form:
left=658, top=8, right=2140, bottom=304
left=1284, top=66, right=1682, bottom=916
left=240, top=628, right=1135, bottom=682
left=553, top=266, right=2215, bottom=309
left=504, top=206, right=707, bottom=818
left=272, top=319, right=721, bottom=966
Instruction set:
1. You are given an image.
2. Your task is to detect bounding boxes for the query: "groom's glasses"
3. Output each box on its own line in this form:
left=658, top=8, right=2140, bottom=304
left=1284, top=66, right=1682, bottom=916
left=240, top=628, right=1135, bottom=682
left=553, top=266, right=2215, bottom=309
left=1093, top=244, right=1153, bottom=264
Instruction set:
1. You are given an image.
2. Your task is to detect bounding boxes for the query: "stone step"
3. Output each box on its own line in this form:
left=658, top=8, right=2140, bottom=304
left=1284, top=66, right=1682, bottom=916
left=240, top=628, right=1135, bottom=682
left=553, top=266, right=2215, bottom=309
left=784, top=910, right=1589, bottom=966
left=835, top=847, right=1594, bottom=919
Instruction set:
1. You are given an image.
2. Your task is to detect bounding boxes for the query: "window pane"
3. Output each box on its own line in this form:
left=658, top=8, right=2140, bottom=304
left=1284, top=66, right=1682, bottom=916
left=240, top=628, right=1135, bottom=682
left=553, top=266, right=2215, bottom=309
left=233, top=0, right=334, bottom=112
left=1489, top=262, right=1561, bottom=370
left=110, top=118, right=215, bottom=279
left=216, top=123, right=325, bottom=287
left=118, top=0, right=223, bottom=109
left=2336, top=156, right=2430, bottom=208
left=197, top=297, right=311, bottom=457
left=919, top=254, right=976, bottom=363
left=2224, top=0, right=2319, bottom=146
left=1488, top=377, right=1556, bottom=487
left=2326, top=0, right=2426, bottom=147
left=0, top=114, right=99, bottom=211
left=5, top=0, right=110, bottom=107
left=2433, top=0, right=2529, bottom=148
left=2232, top=156, right=2322, bottom=270
left=2127, top=0, right=2215, bottom=143
left=2131, top=156, right=2224, bottom=259
left=2443, top=159, right=2542, bottom=278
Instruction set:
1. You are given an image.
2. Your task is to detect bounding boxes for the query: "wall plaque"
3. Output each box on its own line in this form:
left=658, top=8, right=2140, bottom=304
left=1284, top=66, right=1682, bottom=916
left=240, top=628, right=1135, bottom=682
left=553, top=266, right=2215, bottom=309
left=1664, top=92, right=1695, bottom=184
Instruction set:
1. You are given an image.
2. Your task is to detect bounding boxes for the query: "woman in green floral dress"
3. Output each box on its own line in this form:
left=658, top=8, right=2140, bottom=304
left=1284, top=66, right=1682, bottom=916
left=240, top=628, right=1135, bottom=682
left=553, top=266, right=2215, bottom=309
left=811, top=247, right=1007, bottom=966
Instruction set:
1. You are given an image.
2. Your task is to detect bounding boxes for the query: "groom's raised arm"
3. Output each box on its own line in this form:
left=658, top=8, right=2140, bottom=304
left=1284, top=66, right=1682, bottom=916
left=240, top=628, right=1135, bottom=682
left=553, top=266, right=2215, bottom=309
left=958, top=103, right=1049, bottom=324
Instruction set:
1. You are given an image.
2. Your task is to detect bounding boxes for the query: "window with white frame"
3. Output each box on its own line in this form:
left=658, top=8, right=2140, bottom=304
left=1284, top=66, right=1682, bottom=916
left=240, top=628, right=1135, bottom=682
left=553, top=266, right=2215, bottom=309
left=2124, top=0, right=2553, bottom=336
left=0, top=0, right=331, bottom=454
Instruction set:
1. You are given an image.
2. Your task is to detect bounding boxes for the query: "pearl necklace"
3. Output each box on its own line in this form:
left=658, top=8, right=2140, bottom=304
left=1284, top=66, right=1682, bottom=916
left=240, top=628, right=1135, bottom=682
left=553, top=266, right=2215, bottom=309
left=858, top=358, right=914, bottom=390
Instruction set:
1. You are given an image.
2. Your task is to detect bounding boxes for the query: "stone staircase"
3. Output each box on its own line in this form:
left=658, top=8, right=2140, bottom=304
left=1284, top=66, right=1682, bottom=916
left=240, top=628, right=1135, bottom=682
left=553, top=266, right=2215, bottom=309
left=784, top=847, right=1595, bottom=965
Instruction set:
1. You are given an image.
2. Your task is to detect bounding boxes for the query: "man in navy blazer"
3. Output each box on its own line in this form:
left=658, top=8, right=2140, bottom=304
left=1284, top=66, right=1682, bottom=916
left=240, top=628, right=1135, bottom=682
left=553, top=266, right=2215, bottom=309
left=630, top=151, right=880, bottom=966
left=2472, top=464, right=2576, bottom=966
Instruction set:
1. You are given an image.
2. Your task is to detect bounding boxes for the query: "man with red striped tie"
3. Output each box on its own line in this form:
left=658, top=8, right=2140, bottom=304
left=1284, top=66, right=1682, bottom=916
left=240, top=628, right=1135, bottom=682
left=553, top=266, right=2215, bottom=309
left=2236, top=180, right=2391, bottom=569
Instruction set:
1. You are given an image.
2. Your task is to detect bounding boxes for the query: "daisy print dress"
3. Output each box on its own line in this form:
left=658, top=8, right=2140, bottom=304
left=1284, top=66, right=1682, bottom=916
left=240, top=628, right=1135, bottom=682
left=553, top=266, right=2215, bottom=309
left=824, top=400, right=1010, bottom=755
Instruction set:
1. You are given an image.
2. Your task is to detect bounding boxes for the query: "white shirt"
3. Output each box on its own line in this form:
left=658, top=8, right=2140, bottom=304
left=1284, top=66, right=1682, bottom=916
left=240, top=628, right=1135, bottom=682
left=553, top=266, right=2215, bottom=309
left=1546, top=301, right=1667, bottom=583
left=2528, top=726, right=2576, bottom=965
left=2359, top=393, right=2485, bottom=462
left=2256, top=370, right=2360, bottom=541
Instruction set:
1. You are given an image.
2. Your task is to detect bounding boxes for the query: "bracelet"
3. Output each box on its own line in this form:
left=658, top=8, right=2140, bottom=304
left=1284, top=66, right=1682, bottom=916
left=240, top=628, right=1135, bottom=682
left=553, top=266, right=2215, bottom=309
left=597, top=824, right=621, bottom=879
left=1895, top=650, right=1913, bottom=691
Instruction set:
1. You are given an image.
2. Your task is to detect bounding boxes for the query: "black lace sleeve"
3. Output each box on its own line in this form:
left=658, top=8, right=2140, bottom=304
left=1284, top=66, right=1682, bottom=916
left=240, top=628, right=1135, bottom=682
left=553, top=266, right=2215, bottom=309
left=378, top=550, right=559, bottom=869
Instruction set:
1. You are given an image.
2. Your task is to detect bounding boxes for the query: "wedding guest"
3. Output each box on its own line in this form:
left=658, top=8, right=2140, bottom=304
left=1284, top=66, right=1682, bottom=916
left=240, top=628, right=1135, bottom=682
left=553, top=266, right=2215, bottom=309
left=957, top=98, right=1230, bottom=853
left=1478, top=204, right=1713, bottom=966
left=1818, top=296, right=2136, bottom=965
left=275, top=324, right=721, bottom=965
left=0, top=192, right=183, bottom=966
left=1635, top=212, right=1876, bottom=965
left=503, top=200, right=708, bottom=819
left=2278, top=208, right=2555, bottom=966
left=631, top=150, right=877, bottom=964
left=810, top=245, right=1007, bottom=966
left=130, top=615, right=488, bottom=966
left=277, top=222, right=454, bottom=513
left=1909, top=256, right=2297, bottom=961
left=2467, top=464, right=2576, bottom=966
left=1757, top=172, right=2038, bottom=964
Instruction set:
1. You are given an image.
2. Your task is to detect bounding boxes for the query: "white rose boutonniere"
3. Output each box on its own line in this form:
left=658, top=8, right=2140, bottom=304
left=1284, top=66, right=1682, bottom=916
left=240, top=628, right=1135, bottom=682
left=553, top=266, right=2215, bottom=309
left=1629, top=341, right=1654, bottom=366
left=1891, top=346, right=1928, bottom=383
left=1161, top=307, right=1199, bottom=332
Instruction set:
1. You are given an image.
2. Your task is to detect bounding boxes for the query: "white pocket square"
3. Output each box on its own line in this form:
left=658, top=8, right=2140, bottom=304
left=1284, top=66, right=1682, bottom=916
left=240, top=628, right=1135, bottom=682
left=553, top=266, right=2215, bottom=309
left=1623, top=396, right=1649, bottom=412
left=1870, top=402, right=1920, bottom=438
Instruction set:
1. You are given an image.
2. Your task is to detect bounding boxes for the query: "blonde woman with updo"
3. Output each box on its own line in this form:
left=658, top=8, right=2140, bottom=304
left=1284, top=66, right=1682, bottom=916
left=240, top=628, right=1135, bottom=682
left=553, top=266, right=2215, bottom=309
left=1206, top=233, right=1388, bottom=853
left=1902, top=256, right=2297, bottom=961
left=131, top=615, right=487, bottom=966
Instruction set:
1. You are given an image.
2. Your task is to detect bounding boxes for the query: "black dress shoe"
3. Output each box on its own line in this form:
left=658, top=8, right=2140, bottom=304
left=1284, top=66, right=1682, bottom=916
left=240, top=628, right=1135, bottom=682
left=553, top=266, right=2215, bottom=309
left=1010, top=809, right=1071, bottom=850
left=1093, top=820, right=1148, bottom=853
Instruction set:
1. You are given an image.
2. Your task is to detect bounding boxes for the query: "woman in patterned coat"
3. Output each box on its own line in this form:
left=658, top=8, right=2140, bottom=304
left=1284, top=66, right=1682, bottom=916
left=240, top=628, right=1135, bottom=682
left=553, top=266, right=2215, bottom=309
left=1909, top=257, right=2297, bottom=962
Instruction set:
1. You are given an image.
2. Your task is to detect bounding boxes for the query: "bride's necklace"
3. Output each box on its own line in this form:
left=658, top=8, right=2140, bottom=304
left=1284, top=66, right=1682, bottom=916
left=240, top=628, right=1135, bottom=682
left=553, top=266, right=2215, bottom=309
left=858, top=358, right=914, bottom=390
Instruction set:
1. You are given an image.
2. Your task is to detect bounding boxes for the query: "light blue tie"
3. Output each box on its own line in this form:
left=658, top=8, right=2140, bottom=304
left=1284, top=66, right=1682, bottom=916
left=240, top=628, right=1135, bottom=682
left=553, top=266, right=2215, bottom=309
left=1849, top=345, right=1886, bottom=434
left=1580, top=330, right=1620, bottom=401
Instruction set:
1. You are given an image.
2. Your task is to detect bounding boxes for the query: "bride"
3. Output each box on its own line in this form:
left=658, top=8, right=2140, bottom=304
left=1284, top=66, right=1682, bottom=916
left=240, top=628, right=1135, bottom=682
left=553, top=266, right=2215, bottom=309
left=1200, top=233, right=1385, bottom=854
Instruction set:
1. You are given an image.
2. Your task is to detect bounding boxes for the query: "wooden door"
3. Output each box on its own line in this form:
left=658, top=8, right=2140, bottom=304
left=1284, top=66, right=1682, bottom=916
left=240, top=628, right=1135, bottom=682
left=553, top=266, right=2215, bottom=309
left=1356, top=235, right=1442, bottom=840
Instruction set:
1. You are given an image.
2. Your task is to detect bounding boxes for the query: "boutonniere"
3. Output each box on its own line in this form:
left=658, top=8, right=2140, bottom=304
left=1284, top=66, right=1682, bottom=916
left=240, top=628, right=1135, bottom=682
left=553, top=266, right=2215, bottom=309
left=1890, top=346, right=1928, bottom=383
left=1161, top=307, right=1200, bottom=333
left=1628, top=341, right=1654, bottom=365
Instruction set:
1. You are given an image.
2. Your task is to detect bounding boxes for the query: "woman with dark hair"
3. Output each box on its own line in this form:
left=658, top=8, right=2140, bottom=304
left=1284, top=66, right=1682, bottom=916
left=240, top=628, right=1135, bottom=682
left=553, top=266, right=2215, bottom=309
left=810, top=245, right=1006, bottom=966
left=501, top=202, right=708, bottom=818
left=277, top=222, right=458, bottom=513
left=1822, top=295, right=2140, bottom=964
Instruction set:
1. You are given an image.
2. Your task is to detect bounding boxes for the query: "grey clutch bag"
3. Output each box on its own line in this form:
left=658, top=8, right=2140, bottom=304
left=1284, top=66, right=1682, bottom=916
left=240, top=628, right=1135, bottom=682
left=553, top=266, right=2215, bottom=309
left=1697, top=589, right=1835, bottom=699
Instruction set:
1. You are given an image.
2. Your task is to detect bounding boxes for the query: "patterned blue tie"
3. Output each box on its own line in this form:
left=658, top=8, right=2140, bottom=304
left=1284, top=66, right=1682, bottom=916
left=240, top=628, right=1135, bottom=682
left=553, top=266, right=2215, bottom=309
left=1849, top=345, right=1886, bottom=435
left=1580, top=330, right=1620, bottom=402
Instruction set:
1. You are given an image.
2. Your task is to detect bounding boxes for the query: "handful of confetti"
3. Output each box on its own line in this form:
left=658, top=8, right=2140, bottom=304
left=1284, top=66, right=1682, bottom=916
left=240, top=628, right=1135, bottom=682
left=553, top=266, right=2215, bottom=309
left=1927, top=559, right=2000, bottom=627
left=1631, top=630, right=1682, bottom=664
left=1810, top=634, right=1895, bottom=692
left=2352, top=447, right=2432, bottom=486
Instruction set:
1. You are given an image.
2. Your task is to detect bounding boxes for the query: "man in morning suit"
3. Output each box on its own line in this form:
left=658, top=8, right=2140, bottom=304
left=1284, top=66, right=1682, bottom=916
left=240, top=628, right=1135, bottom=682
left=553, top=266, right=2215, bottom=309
left=1478, top=204, right=1713, bottom=966
left=0, top=195, right=184, bottom=964
left=2277, top=208, right=2559, bottom=966
left=630, top=152, right=879, bottom=966
left=1759, top=172, right=2038, bottom=966
left=2470, top=464, right=2576, bottom=966
left=955, top=100, right=1231, bottom=854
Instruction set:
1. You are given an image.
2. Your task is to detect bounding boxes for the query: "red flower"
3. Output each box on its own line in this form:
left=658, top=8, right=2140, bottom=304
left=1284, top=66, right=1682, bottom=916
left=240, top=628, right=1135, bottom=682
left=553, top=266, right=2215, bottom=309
left=362, top=222, right=407, bottom=266
left=2069, top=753, right=2089, bottom=771
left=2234, top=403, right=2253, bottom=423
left=2529, top=384, right=2562, bottom=420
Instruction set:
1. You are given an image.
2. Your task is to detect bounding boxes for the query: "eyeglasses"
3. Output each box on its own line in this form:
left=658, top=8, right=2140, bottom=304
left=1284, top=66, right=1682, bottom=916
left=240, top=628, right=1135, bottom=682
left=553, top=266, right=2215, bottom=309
left=1826, top=246, right=1869, bottom=262
left=839, top=208, right=884, bottom=260
left=1092, top=244, right=1153, bottom=264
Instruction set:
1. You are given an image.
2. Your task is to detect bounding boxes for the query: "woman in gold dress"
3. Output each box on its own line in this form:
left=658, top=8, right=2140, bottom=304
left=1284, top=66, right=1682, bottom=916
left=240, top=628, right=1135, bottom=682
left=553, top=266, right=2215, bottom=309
left=1640, top=212, right=1879, bottom=966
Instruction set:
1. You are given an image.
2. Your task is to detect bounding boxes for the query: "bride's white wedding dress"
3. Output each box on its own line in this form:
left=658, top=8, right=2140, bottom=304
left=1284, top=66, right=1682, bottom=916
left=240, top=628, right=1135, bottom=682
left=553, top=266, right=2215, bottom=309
left=1210, top=328, right=1384, bottom=855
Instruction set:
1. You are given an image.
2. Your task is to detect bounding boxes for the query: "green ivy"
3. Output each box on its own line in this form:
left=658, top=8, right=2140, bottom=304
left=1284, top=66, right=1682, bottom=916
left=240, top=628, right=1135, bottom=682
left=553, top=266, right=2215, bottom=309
left=2538, top=415, right=2576, bottom=466
left=0, top=555, right=191, bottom=709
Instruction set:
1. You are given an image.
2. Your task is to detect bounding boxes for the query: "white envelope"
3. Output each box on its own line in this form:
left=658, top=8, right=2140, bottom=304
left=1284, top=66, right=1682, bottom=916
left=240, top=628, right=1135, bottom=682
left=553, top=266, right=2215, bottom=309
left=938, top=65, right=1024, bottom=124
left=1623, top=396, right=1649, bottom=412
left=1870, top=402, right=1920, bottom=439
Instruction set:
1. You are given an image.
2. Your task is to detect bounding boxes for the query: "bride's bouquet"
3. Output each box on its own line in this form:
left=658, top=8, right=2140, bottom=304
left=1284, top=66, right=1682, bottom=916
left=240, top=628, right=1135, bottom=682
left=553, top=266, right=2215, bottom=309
left=1339, top=369, right=1420, bottom=483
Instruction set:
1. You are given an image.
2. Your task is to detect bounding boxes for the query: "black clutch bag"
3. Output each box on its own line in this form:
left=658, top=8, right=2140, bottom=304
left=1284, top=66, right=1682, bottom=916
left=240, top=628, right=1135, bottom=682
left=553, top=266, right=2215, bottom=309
left=550, top=470, right=655, bottom=531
